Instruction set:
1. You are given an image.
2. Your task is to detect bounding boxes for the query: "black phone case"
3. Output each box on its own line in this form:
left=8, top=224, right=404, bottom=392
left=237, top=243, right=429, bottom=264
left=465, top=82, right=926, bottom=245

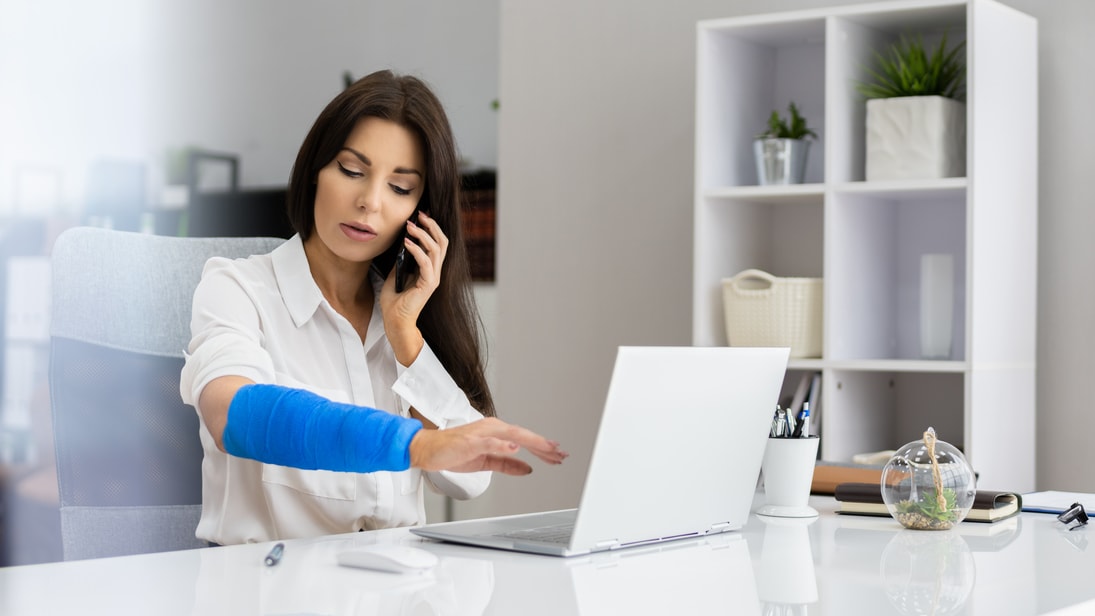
left=394, top=243, right=412, bottom=292
left=370, top=211, right=420, bottom=291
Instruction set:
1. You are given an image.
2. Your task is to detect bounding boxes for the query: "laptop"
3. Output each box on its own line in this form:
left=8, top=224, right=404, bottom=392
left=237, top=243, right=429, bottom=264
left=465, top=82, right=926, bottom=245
left=411, top=345, right=790, bottom=557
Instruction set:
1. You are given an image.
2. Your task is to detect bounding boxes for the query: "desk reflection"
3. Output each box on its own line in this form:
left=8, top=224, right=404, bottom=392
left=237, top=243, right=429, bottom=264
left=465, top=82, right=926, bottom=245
left=191, top=536, right=493, bottom=616
left=757, top=516, right=818, bottom=616
left=437, top=534, right=760, bottom=615
left=880, top=530, right=975, bottom=616
left=12, top=501, right=1095, bottom=615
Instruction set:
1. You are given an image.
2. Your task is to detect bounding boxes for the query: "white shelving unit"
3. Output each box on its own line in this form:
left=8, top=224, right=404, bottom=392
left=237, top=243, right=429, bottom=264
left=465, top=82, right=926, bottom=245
left=693, top=0, right=1037, bottom=491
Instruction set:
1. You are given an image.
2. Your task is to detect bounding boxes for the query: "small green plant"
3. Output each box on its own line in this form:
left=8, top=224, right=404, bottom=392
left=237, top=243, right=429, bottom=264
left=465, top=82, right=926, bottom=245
left=758, top=102, right=817, bottom=140
left=856, top=32, right=966, bottom=100
left=895, top=487, right=958, bottom=529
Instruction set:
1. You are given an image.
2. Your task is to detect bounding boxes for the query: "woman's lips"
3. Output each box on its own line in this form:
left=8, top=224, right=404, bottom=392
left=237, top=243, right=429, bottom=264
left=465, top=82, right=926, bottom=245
left=340, top=222, right=378, bottom=241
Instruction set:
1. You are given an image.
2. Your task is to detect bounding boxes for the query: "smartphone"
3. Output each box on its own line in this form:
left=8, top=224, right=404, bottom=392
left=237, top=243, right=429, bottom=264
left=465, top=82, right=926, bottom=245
left=370, top=209, right=420, bottom=292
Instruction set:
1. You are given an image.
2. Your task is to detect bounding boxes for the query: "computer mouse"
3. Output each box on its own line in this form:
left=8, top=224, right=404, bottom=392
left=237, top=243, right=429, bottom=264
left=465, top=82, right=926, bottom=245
left=337, top=544, right=439, bottom=574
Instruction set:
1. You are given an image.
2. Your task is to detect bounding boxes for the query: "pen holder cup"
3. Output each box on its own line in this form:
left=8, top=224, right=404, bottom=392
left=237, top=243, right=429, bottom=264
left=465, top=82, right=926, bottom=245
left=758, top=436, right=819, bottom=518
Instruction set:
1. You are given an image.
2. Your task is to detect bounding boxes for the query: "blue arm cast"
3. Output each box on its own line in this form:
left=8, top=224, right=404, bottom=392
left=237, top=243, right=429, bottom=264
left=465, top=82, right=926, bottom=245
left=223, top=384, right=423, bottom=472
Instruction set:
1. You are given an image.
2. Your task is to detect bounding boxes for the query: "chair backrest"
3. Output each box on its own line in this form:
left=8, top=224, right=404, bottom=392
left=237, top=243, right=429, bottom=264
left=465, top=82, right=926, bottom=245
left=49, top=227, right=285, bottom=560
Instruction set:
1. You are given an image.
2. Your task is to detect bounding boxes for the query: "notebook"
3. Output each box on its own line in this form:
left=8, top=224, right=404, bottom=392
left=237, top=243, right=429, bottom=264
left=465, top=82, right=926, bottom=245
left=411, top=345, right=790, bottom=557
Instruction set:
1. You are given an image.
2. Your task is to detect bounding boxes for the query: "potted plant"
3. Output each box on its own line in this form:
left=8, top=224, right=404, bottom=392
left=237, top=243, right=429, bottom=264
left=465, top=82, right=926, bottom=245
left=753, top=101, right=817, bottom=185
left=857, top=32, right=966, bottom=181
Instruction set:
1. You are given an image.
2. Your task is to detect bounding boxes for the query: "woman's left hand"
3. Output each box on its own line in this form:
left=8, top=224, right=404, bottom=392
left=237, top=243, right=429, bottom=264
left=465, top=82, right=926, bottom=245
left=379, top=210, right=447, bottom=364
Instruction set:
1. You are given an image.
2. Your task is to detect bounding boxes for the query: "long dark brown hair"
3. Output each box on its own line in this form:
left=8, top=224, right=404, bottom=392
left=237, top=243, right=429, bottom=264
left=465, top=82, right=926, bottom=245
left=286, top=70, right=495, bottom=417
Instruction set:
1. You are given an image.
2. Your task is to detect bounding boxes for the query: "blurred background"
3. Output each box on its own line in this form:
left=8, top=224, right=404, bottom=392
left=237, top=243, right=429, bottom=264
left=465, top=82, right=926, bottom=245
left=0, top=0, right=502, bottom=565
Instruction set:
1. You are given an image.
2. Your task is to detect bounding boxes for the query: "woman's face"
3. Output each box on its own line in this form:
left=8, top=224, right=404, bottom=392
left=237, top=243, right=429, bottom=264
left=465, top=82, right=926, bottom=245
left=308, top=116, right=425, bottom=267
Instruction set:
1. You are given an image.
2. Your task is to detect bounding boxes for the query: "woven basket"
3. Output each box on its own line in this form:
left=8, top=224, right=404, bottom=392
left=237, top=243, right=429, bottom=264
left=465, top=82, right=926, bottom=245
left=722, top=269, right=822, bottom=358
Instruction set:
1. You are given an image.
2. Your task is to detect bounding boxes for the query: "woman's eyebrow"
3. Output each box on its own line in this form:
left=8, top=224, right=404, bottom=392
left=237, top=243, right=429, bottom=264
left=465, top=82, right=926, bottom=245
left=341, top=147, right=422, bottom=177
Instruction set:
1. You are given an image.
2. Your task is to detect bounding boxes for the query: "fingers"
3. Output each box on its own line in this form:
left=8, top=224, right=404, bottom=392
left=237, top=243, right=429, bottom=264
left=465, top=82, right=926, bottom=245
left=484, top=420, right=569, bottom=465
left=409, top=417, right=567, bottom=474
left=482, top=455, right=534, bottom=476
left=403, top=212, right=447, bottom=290
left=412, top=211, right=449, bottom=255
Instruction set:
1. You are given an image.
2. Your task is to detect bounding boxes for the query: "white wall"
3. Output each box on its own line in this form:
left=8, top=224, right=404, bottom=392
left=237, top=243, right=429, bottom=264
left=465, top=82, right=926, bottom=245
left=152, top=0, right=500, bottom=189
left=487, top=0, right=1095, bottom=520
left=1009, top=0, right=1095, bottom=491
left=150, top=0, right=500, bottom=188
left=486, top=0, right=744, bottom=518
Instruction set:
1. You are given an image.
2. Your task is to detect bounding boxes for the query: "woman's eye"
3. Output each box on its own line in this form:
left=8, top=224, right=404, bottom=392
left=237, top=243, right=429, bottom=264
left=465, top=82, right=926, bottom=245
left=390, top=184, right=412, bottom=196
left=336, top=162, right=363, bottom=178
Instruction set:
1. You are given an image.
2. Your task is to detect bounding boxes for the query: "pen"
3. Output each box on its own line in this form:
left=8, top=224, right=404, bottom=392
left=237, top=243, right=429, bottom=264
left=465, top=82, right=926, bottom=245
left=770, top=407, right=788, bottom=438
left=799, top=402, right=811, bottom=438
left=264, top=542, right=285, bottom=567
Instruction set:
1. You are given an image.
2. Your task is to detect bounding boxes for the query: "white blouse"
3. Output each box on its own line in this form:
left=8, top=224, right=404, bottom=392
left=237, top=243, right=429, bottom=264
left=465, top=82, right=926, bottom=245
left=180, top=235, right=490, bottom=545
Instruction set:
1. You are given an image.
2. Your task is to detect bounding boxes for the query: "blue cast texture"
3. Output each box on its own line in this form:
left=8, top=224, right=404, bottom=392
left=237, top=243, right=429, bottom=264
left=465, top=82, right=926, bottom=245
left=223, top=384, right=423, bottom=472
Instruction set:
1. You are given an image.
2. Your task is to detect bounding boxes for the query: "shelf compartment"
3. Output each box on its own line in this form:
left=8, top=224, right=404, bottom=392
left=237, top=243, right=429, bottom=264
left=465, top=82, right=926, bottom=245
left=826, top=189, right=966, bottom=362
left=826, top=6, right=968, bottom=184
left=822, top=370, right=964, bottom=462
left=697, top=18, right=826, bottom=190
left=693, top=194, right=824, bottom=346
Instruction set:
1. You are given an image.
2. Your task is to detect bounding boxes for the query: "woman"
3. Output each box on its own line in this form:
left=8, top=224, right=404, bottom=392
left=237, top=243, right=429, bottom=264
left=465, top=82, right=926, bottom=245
left=180, top=70, right=565, bottom=545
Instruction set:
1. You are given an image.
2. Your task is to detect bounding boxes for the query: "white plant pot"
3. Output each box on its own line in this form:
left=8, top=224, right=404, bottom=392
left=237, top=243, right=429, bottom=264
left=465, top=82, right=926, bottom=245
left=865, top=96, right=965, bottom=181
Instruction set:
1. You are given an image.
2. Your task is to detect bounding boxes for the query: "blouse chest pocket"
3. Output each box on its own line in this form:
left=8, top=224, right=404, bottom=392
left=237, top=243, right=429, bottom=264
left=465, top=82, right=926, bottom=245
left=262, top=464, right=357, bottom=501
left=261, top=374, right=357, bottom=501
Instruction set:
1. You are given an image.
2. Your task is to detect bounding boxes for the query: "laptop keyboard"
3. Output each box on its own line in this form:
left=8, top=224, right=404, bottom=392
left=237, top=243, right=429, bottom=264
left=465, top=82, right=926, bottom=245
left=498, top=523, right=575, bottom=545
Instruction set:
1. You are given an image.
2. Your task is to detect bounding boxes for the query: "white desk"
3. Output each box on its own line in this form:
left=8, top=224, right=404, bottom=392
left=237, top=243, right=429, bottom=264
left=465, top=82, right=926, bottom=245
left=2, top=497, right=1093, bottom=615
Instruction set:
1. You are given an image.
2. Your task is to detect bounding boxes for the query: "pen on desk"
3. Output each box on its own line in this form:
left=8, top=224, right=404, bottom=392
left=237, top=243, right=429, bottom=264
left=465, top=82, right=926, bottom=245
left=264, top=542, right=285, bottom=567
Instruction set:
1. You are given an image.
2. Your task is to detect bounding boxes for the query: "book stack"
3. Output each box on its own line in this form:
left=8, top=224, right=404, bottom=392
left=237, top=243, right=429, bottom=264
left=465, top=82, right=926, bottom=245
left=461, top=171, right=496, bottom=282
left=833, top=482, right=1022, bottom=523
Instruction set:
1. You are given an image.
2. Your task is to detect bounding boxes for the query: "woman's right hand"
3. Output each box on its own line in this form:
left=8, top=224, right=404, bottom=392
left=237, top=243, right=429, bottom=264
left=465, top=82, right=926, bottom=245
left=408, top=417, right=568, bottom=475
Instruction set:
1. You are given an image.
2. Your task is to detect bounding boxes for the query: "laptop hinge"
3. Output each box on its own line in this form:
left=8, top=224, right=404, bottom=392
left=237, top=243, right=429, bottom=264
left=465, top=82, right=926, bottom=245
left=706, top=522, right=733, bottom=534
left=591, top=539, right=619, bottom=552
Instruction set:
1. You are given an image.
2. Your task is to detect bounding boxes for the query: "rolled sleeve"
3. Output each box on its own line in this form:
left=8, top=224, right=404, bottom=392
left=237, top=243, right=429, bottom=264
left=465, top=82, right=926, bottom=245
left=179, top=258, right=277, bottom=408
left=426, top=469, right=491, bottom=500
left=391, top=341, right=485, bottom=429
left=391, top=341, right=491, bottom=499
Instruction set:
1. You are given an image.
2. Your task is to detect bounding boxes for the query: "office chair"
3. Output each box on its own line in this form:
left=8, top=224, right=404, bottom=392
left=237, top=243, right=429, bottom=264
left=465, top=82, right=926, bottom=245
left=49, top=227, right=284, bottom=560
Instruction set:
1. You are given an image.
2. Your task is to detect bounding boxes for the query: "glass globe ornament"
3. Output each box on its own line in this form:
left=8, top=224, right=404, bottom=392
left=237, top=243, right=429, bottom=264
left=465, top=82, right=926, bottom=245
left=881, top=427, right=976, bottom=530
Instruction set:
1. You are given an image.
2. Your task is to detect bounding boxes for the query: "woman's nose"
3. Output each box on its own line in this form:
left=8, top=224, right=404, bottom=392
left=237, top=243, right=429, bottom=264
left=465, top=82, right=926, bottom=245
left=356, top=179, right=382, bottom=212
